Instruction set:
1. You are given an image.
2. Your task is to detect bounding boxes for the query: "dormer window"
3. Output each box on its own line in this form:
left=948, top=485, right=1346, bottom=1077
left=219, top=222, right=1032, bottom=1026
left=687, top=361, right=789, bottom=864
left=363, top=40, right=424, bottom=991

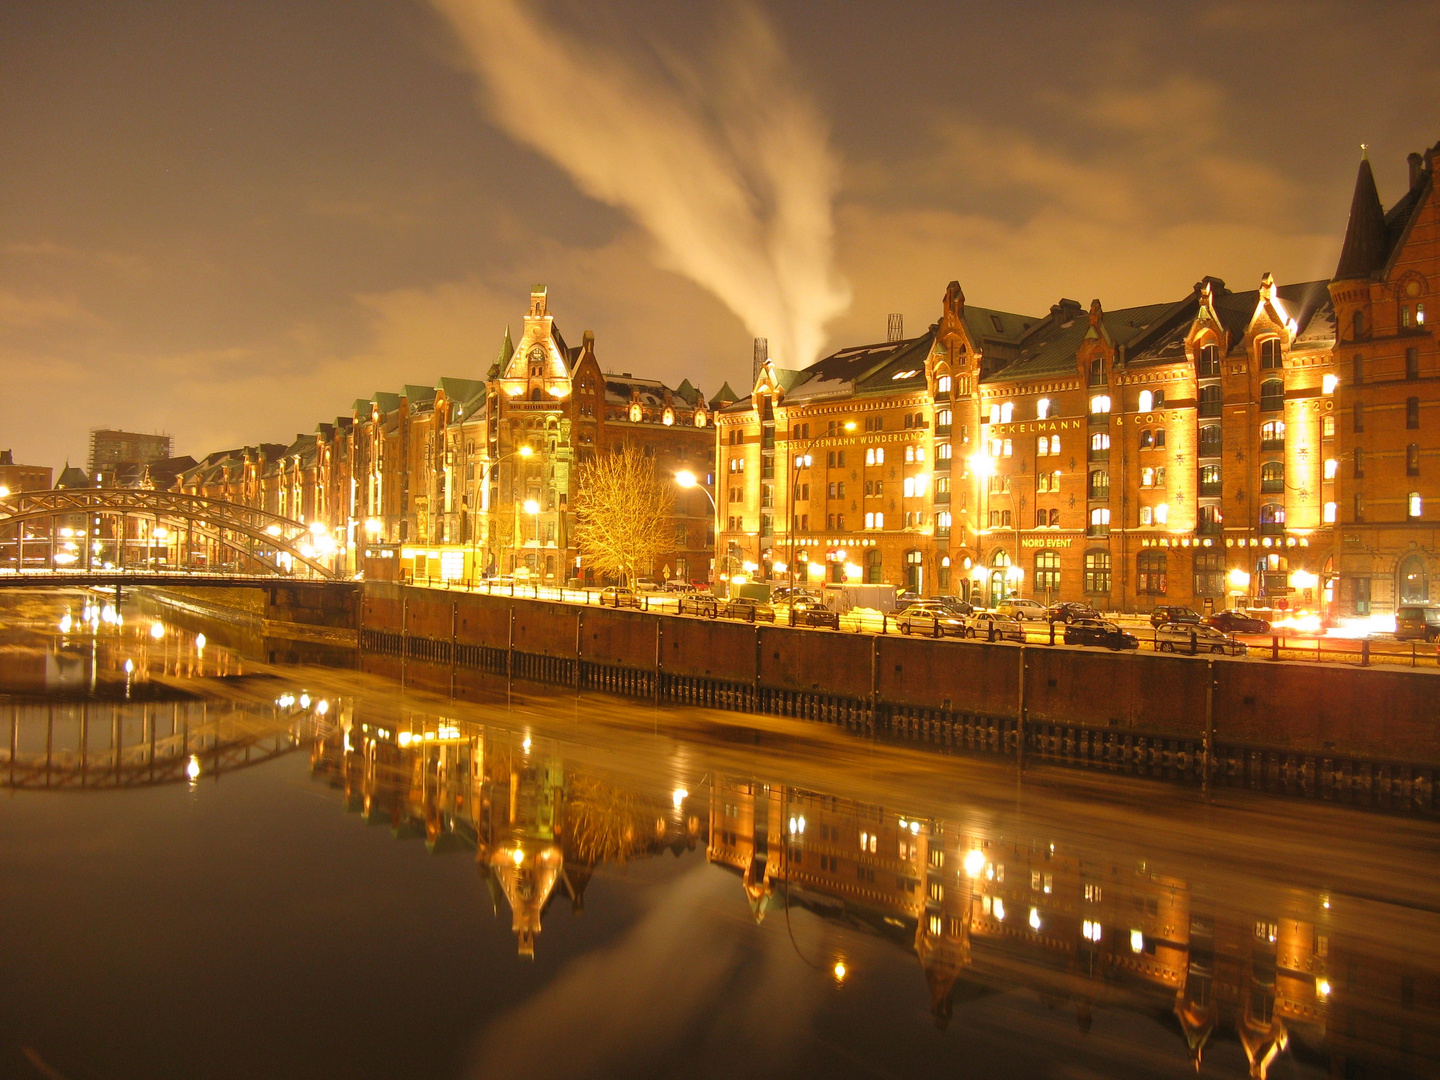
left=629, top=403, right=642, bottom=423
left=1089, top=359, right=1107, bottom=387
left=1260, top=338, right=1282, bottom=369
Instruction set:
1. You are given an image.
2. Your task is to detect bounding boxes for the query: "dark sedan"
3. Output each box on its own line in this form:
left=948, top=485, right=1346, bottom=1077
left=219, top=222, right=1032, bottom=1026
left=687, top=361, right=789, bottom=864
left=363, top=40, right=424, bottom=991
left=1047, top=602, right=1099, bottom=625
left=1204, top=609, right=1271, bottom=635
left=1064, top=618, right=1139, bottom=650
left=790, top=598, right=840, bottom=628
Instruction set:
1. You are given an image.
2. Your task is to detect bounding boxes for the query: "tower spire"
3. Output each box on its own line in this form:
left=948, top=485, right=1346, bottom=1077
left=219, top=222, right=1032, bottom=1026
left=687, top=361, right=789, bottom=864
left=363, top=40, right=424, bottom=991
left=1334, top=155, right=1387, bottom=280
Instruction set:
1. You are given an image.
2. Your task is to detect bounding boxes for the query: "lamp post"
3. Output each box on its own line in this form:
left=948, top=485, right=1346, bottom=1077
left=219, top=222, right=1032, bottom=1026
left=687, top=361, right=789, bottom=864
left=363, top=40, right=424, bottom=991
left=968, top=451, right=1022, bottom=607
left=675, top=469, right=718, bottom=588
left=472, top=443, right=532, bottom=579
left=786, top=422, right=855, bottom=596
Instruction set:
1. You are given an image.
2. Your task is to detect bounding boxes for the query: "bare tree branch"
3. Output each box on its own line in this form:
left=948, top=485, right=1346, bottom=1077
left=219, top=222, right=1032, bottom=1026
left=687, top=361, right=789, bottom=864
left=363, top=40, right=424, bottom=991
left=574, top=446, right=675, bottom=585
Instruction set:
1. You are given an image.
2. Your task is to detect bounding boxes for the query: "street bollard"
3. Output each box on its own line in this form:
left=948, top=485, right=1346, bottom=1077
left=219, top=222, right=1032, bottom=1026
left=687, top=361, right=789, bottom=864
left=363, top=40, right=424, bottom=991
left=988, top=620, right=995, bottom=643
left=1190, top=628, right=1198, bottom=655
left=1048, top=621, right=1055, bottom=646
left=933, top=617, right=940, bottom=639
left=1272, top=634, right=1279, bottom=661
left=881, top=613, right=888, bottom=634
left=1361, top=638, right=1370, bottom=667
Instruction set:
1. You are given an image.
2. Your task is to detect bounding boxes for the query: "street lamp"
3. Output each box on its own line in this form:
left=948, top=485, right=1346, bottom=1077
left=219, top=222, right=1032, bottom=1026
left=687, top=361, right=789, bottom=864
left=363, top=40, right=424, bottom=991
left=675, top=470, right=719, bottom=586
left=788, top=422, right=854, bottom=596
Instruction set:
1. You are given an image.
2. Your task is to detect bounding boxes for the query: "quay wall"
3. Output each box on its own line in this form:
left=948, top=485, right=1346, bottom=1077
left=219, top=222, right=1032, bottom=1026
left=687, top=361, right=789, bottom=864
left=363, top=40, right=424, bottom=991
left=359, top=583, right=1440, bottom=810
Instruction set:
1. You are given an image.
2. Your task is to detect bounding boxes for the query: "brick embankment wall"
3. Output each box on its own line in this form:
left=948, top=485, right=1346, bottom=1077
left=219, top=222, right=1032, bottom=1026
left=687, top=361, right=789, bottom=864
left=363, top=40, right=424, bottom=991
left=359, top=583, right=1440, bottom=812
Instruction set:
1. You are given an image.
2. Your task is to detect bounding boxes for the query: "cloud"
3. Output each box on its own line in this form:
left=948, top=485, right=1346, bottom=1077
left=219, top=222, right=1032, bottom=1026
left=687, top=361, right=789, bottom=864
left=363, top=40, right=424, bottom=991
left=429, top=0, right=850, bottom=368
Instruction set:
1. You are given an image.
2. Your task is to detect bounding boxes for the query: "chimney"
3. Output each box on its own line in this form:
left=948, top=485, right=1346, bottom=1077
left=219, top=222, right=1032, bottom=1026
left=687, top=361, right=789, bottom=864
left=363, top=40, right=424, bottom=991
left=887, top=313, right=904, bottom=342
left=1410, top=152, right=1425, bottom=190
left=752, top=337, right=768, bottom=385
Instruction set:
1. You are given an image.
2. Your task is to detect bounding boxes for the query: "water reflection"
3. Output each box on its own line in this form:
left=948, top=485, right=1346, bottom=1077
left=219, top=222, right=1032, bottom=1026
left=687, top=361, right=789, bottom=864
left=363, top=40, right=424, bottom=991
left=309, top=706, right=1435, bottom=1079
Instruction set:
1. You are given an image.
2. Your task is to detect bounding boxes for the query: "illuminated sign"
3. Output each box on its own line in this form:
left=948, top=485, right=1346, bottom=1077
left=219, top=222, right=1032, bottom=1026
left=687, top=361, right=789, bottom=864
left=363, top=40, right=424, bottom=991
left=1020, top=536, right=1077, bottom=548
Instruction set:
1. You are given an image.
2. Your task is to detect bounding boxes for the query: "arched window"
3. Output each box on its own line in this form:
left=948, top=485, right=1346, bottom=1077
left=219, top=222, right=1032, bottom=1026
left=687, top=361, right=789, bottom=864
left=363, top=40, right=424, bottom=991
left=1089, top=394, right=1111, bottom=416
left=1138, top=390, right=1153, bottom=412
left=988, top=549, right=1012, bottom=606
left=1198, top=384, right=1222, bottom=417
left=1034, top=550, right=1061, bottom=596
left=1137, top=551, right=1167, bottom=595
left=1089, top=358, right=1107, bottom=387
left=1000, top=402, right=1014, bottom=423
left=1260, top=379, right=1284, bottom=412
left=1260, top=461, right=1284, bottom=493
left=1354, top=447, right=1365, bottom=478
left=1154, top=428, right=1166, bottom=448
left=1260, top=420, right=1285, bottom=449
left=936, top=374, right=952, bottom=394
left=1140, top=467, right=1155, bottom=488
left=1400, top=554, right=1428, bottom=603
left=1199, top=425, right=1221, bottom=455
left=905, top=549, right=923, bottom=592
left=1260, top=338, right=1283, bottom=369
left=1408, top=397, right=1420, bottom=429
left=1409, top=443, right=1420, bottom=476
left=1037, top=435, right=1049, bottom=457
left=1199, top=464, right=1221, bottom=494
left=1084, top=549, right=1111, bottom=594
left=1139, top=429, right=1153, bottom=449
left=1353, top=354, right=1365, bottom=386
left=1410, top=492, right=1424, bottom=519
left=938, top=556, right=951, bottom=590
left=1352, top=310, right=1365, bottom=339
left=1036, top=397, right=1050, bottom=419
left=1260, top=503, right=1285, bottom=534
left=866, top=548, right=883, bottom=584
left=1194, top=551, right=1224, bottom=597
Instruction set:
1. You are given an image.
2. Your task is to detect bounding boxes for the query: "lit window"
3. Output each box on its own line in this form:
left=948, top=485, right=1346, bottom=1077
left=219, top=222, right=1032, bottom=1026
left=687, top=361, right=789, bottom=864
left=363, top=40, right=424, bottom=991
left=892, top=368, right=920, bottom=380
left=1089, top=394, right=1111, bottom=415
left=865, top=512, right=874, bottom=529
left=1410, top=492, right=1423, bottom=518
left=990, top=439, right=1002, bottom=458
left=1037, top=397, right=1051, bottom=420
left=937, top=375, right=952, bottom=393
left=1050, top=435, right=1060, bottom=454
left=1138, top=390, right=1153, bottom=411
left=1002, top=439, right=1013, bottom=457
left=1037, top=436, right=1049, bottom=457
left=915, top=446, right=926, bottom=461
left=988, top=404, right=1000, bottom=425
left=1140, top=506, right=1153, bottom=525
left=1323, top=373, right=1338, bottom=394
left=1155, top=503, right=1169, bottom=524
left=1000, top=402, right=1014, bottom=423
left=874, top=448, right=884, bottom=465
left=905, top=445, right=915, bottom=463
left=1140, top=467, right=1154, bottom=488
left=1323, top=501, right=1337, bottom=522
left=903, top=477, right=916, bottom=498
left=1419, top=303, right=1427, bottom=325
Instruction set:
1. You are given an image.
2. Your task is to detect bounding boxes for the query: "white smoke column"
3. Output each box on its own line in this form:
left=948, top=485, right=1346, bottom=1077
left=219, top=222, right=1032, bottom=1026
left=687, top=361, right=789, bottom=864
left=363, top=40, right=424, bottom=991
left=430, top=0, right=850, bottom=368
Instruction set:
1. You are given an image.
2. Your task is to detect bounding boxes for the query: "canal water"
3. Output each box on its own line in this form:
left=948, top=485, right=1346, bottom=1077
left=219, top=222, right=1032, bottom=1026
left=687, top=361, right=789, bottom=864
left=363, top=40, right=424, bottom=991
left=1, top=589, right=1436, bottom=1079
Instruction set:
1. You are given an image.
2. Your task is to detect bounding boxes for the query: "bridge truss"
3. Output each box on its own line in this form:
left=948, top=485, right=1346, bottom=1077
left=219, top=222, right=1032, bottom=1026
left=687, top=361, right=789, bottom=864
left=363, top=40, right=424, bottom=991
left=0, top=488, right=337, bottom=581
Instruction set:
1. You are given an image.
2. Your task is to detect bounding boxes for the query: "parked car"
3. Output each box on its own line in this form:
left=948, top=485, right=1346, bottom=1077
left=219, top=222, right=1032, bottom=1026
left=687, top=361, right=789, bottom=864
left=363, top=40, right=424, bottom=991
left=1204, top=609, right=1271, bottom=635
left=964, top=612, right=1026, bottom=642
left=930, top=595, right=975, bottom=616
left=1064, top=618, right=1139, bottom=650
left=895, top=603, right=968, bottom=637
left=677, top=594, right=719, bottom=617
left=996, top=598, right=1047, bottom=621
left=1395, top=604, right=1440, bottom=641
left=772, top=586, right=820, bottom=604
left=1047, top=602, right=1099, bottom=625
left=1149, top=605, right=1201, bottom=628
left=635, top=578, right=665, bottom=593
left=598, top=587, right=640, bottom=608
left=1155, top=621, right=1246, bottom=655
left=663, top=580, right=698, bottom=594
left=722, top=597, right=776, bottom=622
left=790, top=598, right=840, bottom=628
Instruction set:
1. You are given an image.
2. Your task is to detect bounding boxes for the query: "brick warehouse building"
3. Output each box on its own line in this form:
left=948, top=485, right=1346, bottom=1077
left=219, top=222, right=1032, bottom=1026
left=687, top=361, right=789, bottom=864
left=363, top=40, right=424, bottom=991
left=716, top=139, right=1440, bottom=619
left=178, top=286, right=721, bottom=586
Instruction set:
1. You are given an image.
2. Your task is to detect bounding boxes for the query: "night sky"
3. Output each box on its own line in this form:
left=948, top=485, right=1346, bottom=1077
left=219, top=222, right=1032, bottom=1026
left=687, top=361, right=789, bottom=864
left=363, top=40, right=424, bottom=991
left=2, top=0, right=1437, bottom=469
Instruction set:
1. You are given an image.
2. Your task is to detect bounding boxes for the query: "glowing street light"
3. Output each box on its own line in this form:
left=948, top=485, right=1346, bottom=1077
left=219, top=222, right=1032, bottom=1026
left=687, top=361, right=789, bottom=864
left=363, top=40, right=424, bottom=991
left=523, top=499, right=540, bottom=516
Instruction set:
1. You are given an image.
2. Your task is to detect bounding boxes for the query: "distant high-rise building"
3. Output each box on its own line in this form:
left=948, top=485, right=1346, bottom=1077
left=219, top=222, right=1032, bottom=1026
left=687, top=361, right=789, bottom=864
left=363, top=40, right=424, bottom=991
left=88, top=429, right=172, bottom=483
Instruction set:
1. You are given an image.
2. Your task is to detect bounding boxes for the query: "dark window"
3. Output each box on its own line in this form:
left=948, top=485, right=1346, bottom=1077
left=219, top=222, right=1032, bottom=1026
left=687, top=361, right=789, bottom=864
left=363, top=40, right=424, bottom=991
left=866, top=549, right=883, bottom=584
left=1408, top=443, right=1420, bottom=477
left=1259, top=503, right=1285, bottom=535
left=1197, top=504, right=1223, bottom=535
left=1088, top=470, right=1110, bottom=499
left=1354, top=493, right=1365, bottom=522
left=1353, top=353, right=1365, bottom=385
left=1352, top=311, right=1365, bottom=339
left=1260, top=379, right=1284, bottom=412
left=1200, top=425, right=1222, bottom=455
left=1139, top=429, right=1153, bottom=449
left=1153, top=389, right=1166, bottom=408
left=1260, top=338, right=1282, bottom=369
left=1353, top=575, right=1370, bottom=614
left=1089, top=358, right=1107, bottom=387
left=1354, top=448, right=1365, bottom=478
left=1198, top=384, right=1222, bottom=417
left=1408, top=397, right=1420, bottom=429
left=1154, top=428, right=1166, bottom=448
left=1354, top=402, right=1364, bottom=433
left=1194, top=551, right=1224, bottom=597
left=1407, top=347, right=1420, bottom=380
left=1084, top=550, right=1111, bottom=594
left=1034, top=550, right=1061, bottom=594
left=1198, top=344, right=1220, bottom=377
left=1137, top=551, right=1167, bottom=595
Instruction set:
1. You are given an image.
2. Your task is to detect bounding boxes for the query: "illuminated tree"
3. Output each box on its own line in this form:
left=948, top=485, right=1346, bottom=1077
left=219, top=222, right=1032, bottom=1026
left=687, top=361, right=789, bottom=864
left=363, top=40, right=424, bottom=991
left=574, top=445, right=674, bottom=585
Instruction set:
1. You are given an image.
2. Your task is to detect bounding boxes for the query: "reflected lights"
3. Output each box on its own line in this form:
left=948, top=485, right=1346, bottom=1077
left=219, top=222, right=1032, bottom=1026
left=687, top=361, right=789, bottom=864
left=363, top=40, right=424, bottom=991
left=671, top=787, right=688, bottom=808
left=1316, top=978, right=1332, bottom=998
left=832, top=961, right=847, bottom=982
left=150, top=621, right=165, bottom=640
left=963, top=849, right=986, bottom=877
left=186, top=755, right=201, bottom=781
left=1130, top=929, right=1145, bottom=953
left=1029, top=907, right=1042, bottom=931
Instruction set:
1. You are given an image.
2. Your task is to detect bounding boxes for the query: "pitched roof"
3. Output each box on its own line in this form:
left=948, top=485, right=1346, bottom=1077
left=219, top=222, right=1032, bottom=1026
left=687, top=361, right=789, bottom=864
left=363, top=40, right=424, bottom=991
left=1334, top=157, right=1388, bottom=280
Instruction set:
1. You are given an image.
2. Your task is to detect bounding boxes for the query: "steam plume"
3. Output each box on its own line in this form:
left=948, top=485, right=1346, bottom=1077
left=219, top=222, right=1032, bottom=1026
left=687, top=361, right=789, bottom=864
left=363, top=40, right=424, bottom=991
left=430, top=0, right=850, bottom=369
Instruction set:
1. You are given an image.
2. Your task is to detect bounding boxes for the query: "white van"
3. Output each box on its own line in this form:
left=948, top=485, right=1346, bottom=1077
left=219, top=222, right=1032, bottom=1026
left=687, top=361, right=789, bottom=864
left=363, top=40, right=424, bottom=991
left=821, top=582, right=898, bottom=614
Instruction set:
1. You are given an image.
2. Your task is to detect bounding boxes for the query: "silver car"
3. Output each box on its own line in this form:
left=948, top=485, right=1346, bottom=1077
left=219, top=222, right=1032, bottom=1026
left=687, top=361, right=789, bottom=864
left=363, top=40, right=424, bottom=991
left=895, top=603, right=968, bottom=637
left=1154, top=621, right=1245, bottom=656
left=964, top=612, right=1026, bottom=642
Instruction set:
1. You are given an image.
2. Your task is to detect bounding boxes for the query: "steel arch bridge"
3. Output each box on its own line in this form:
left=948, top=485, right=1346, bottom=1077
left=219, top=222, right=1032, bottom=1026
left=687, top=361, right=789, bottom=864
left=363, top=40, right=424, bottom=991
left=0, top=488, right=336, bottom=581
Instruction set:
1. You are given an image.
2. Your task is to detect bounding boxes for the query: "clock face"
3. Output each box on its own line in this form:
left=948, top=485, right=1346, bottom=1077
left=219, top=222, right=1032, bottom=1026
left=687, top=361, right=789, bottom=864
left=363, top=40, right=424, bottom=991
left=1407, top=280, right=1422, bottom=298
